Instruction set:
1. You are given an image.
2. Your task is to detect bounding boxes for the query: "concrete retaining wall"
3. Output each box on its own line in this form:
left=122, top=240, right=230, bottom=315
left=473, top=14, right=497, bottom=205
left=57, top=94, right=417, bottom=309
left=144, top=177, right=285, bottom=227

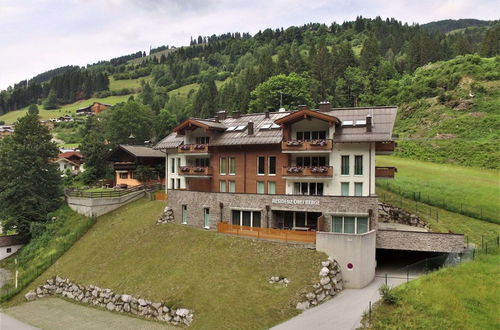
left=377, top=230, right=464, bottom=253
left=67, top=191, right=145, bottom=217
left=316, top=230, right=376, bottom=289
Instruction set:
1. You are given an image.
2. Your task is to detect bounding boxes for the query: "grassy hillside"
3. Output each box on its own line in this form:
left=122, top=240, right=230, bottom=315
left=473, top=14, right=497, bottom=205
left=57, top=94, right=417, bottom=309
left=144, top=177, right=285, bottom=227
left=386, top=55, right=500, bottom=169
left=109, top=76, right=151, bottom=92
left=362, top=254, right=499, bottom=329
left=0, top=95, right=132, bottom=124
left=13, top=198, right=326, bottom=329
left=377, top=156, right=499, bottom=223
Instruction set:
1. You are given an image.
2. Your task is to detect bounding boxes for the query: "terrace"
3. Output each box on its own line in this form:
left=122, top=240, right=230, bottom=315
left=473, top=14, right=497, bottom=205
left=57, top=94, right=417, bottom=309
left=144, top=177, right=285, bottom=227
left=178, top=166, right=213, bottom=177
left=177, top=144, right=210, bottom=154
left=375, top=166, right=397, bottom=179
left=281, top=139, right=333, bottom=153
left=282, top=166, right=333, bottom=177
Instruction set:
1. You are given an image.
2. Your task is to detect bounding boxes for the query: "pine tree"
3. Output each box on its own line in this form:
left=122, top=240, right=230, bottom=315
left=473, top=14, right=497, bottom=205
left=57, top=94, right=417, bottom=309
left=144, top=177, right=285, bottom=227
left=194, top=80, right=218, bottom=119
left=360, top=34, right=380, bottom=71
left=80, top=116, right=110, bottom=185
left=43, top=89, right=58, bottom=109
left=0, top=113, right=62, bottom=236
left=480, top=24, right=500, bottom=57
left=28, top=104, right=39, bottom=115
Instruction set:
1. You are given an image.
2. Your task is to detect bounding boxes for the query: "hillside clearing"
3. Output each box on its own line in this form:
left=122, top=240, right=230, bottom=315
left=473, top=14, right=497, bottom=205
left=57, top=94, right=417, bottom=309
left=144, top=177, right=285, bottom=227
left=11, top=198, right=326, bottom=329
left=109, top=76, right=150, bottom=92
left=362, top=254, right=500, bottom=329
left=377, top=156, right=500, bottom=223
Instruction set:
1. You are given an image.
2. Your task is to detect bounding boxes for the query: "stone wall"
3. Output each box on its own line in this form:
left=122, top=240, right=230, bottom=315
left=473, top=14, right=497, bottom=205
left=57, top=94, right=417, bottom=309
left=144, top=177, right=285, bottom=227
left=25, top=277, right=194, bottom=326
left=296, top=257, right=343, bottom=310
left=377, top=230, right=464, bottom=253
left=378, top=202, right=429, bottom=229
left=66, top=191, right=145, bottom=217
left=167, top=190, right=379, bottom=231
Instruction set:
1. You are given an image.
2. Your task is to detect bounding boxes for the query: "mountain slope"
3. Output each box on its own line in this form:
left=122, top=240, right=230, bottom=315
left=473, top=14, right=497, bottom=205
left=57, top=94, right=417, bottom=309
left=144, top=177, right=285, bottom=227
left=421, top=19, right=493, bottom=34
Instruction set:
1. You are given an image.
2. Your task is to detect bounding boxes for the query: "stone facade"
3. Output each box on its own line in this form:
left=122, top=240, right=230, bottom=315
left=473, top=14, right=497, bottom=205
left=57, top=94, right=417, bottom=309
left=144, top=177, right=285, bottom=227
left=378, top=202, right=429, bottom=230
left=376, top=230, right=464, bottom=253
left=25, top=277, right=194, bottom=326
left=167, top=190, right=379, bottom=232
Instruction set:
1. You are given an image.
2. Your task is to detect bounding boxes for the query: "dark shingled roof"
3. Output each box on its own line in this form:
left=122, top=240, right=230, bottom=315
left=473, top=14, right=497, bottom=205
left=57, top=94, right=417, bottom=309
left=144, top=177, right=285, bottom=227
left=0, top=235, right=27, bottom=247
left=154, top=106, right=397, bottom=149
left=118, top=145, right=165, bottom=158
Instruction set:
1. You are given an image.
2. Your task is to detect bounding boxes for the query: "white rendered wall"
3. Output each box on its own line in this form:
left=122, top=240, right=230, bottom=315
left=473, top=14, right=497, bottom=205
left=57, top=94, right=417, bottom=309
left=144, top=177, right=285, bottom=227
left=0, top=244, right=24, bottom=261
left=165, top=150, right=187, bottom=191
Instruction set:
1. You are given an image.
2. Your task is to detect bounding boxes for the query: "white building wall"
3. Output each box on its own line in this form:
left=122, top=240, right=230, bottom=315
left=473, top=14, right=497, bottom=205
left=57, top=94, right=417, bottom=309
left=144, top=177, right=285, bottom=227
left=165, top=150, right=187, bottom=191
left=0, top=244, right=23, bottom=261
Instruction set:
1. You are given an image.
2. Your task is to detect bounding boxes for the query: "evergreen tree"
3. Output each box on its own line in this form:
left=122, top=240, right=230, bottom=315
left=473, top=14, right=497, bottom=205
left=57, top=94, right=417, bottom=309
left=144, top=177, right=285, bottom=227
left=480, top=23, right=500, bottom=57
left=360, top=34, right=380, bottom=71
left=28, top=104, right=39, bottom=115
left=43, top=89, right=58, bottom=109
left=105, top=100, right=155, bottom=145
left=0, top=113, right=62, bottom=236
left=193, top=79, right=218, bottom=119
left=80, top=116, right=110, bottom=185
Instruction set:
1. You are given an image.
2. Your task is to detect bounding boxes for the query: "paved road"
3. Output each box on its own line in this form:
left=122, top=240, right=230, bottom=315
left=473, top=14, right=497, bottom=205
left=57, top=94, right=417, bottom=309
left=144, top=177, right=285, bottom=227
left=0, top=312, right=39, bottom=330
left=272, top=276, right=406, bottom=330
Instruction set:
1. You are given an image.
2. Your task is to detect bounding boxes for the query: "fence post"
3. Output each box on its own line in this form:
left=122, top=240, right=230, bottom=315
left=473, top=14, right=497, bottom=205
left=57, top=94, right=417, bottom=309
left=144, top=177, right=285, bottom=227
left=406, top=270, right=409, bottom=282
left=485, top=243, right=488, bottom=254
left=481, top=235, right=484, bottom=250
left=466, top=235, right=469, bottom=248
left=385, top=273, right=387, bottom=285
left=369, top=301, right=372, bottom=323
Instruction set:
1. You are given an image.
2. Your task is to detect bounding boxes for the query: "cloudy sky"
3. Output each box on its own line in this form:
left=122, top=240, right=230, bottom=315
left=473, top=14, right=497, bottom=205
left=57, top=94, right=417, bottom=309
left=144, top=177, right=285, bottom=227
left=0, top=0, right=497, bottom=89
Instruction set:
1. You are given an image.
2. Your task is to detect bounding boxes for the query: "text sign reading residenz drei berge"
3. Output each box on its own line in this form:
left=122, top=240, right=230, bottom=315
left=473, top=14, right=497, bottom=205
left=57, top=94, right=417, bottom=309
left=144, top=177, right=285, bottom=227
left=271, top=198, right=320, bottom=206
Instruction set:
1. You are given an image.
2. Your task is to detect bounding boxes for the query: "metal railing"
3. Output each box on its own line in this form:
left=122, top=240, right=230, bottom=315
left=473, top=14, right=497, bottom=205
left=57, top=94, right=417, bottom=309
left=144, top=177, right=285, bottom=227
left=65, top=184, right=164, bottom=198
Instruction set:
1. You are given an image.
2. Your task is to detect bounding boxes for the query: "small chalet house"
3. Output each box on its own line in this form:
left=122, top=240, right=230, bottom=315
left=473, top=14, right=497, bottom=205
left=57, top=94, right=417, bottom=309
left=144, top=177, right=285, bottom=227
left=0, top=125, right=14, bottom=140
left=76, top=102, right=112, bottom=116
left=108, top=145, right=166, bottom=187
left=0, top=235, right=26, bottom=261
left=56, top=151, right=85, bottom=175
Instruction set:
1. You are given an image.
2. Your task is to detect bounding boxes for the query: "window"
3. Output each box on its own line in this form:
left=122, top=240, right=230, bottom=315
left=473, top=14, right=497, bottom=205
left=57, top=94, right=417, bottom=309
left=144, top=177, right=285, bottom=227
left=332, top=216, right=369, bottom=234
left=257, top=156, right=265, bottom=175
left=170, top=178, right=175, bottom=189
left=229, top=157, right=236, bottom=175
left=293, top=182, right=324, bottom=196
left=130, top=171, right=134, bottom=179
left=296, top=131, right=327, bottom=140
left=341, top=182, right=350, bottom=196
left=220, top=180, right=227, bottom=192
left=119, top=172, right=128, bottom=179
left=177, top=158, right=181, bottom=170
left=355, top=182, right=363, bottom=196
left=257, top=181, right=265, bottom=194
left=6, top=248, right=12, bottom=253
left=268, top=181, right=276, bottom=194
left=182, top=205, right=188, bottom=224
left=229, top=180, right=235, bottom=192
left=232, top=210, right=261, bottom=227
left=195, top=158, right=209, bottom=167
left=355, top=155, right=363, bottom=175
left=177, top=179, right=181, bottom=189
left=203, top=208, right=210, bottom=228
left=219, top=157, right=226, bottom=175
left=269, top=156, right=276, bottom=175
left=171, top=157, right=175, bottom=173
left=195, top=136, right=209, bottom=144
left=341, top=155, right=350, bottom=175
left=296, top=156, right=327, bottom=167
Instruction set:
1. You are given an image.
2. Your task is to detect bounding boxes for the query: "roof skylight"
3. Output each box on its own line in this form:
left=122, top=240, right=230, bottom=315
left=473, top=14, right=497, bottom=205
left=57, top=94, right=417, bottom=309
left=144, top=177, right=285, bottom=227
left=235, top=125, right=247, bottom=131
left=226, top=126, right=236, bottom=131
left=355, top=120, right=366, bottom=126
left=342, top=120, right=353, bottom=126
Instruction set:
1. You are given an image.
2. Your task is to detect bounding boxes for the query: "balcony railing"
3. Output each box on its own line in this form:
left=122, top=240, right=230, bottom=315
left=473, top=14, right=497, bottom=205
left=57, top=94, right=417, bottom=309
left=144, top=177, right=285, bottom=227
left=281, top=139, right=333, bottom=152
left=282, top=166, right=333, bottom=177
left=217, top=222, right=316, bottom=244
left=177, top=144, right=209, bottom=154
left=375, top=166, right=397, bottom=179
left=178, top=166, right=213, bottom=176
left=375, top=141, right=396, bottom=154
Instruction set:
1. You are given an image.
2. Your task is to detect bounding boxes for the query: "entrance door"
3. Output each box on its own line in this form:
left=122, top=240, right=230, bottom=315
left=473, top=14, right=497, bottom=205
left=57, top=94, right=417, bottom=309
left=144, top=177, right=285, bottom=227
left=203, top=208, right=210, bottom=228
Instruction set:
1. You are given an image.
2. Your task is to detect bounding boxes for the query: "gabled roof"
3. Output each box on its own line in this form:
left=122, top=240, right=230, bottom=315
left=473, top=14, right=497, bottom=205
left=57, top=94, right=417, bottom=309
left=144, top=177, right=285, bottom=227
left=274, top=108, right=340, bottom=126
left=114, top=145, right=165, bottom=158
left=0, top=235, right=27, bottom=247
left=173, top=118, right=227, bottom=134
left=59, top=151, right=83, bottom=159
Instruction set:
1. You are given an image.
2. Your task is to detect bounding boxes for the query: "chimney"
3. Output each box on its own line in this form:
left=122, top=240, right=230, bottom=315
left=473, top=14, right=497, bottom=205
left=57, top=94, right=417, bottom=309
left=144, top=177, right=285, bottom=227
left=366, top=114, right=372, bottom=132
left=233, top=111, right=241, bottom=119
left=319, top=101, right=330, bottom=112
left=216, top=110, right=227, bottom=121
left=298, top=105, right=308, bottom=110
left=265, top=111, right=270, bottom=119
left=247, top=121, right=254, bottom=135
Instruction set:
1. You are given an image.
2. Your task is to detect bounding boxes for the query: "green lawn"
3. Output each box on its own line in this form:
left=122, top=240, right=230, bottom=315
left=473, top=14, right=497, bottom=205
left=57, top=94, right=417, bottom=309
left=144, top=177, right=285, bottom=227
left=109, top=76, right=150, bottom=92
left=0, top=95, right=133, bottom=124
left=363, top=254, right=500, bottom=329
left=12, top=198, right=326, bottom=329
left=377, top=156, right=500, bottom=223
left=377, top=187, right=500, bottom=246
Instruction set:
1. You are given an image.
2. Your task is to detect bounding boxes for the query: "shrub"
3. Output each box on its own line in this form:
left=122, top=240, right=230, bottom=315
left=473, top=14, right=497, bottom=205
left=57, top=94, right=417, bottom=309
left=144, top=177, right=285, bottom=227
left=379, top=284, right=399, bottom=305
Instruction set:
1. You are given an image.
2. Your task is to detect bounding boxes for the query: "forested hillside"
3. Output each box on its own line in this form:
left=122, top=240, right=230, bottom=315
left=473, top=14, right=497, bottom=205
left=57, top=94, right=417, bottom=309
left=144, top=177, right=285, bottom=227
left=1, top=17, right=499, bottom=168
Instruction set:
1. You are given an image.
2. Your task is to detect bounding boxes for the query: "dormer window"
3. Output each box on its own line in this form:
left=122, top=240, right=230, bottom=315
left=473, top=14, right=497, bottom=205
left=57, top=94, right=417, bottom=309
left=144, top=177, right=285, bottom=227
left=196, top=136, right=209, bottom=144
left=296, top=131, right=327, bottom=140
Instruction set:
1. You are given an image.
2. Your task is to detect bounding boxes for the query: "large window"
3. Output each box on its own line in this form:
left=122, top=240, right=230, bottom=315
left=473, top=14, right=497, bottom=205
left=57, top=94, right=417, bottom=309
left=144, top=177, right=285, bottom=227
left=195, top=158, right=209, bottom=167
left=269, top=156, right=276, bottom=175
left=355, top=182, right=363, bottom=196
left=176, top=179, right=181, bottom=189
left=354, top=155, right=363, bottom=175
left=268, top=181, right=276, bottom=194
left=195, top=136, right=209, bottom=144
left=296, top=156, right=327, bottom=167
left=296, top=130, right=327, bottom=140
left=293, top=182, right=324, bottom=196
left=219, top=180, right=227, bottom=192
left=229, top=157, right=236, bottom=175
left=171, top=158, right=175, bottom=173
left=257, top=156, right=265, bottom=175
left=257, top=181, right=265, bottom=194
left=332, top=216, right=369, bottom=234
left=119, top=172, right=128, bottom=179
left=170, top=178, right=175, bottom=189
left=219, top=157, right=226, bottom=175
left=229, top=180, right=235, bottom=192
left=341, top=155, right=350, bottom=175
left=232, top=210, right=261, bottom=227
left=341, top=182, right=349, bottom=196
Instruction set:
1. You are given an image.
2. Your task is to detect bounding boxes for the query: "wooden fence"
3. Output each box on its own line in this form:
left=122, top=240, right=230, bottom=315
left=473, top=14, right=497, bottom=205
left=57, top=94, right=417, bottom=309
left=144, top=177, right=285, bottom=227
left=217, top=222, right=316, bottom=244
left=65, top=184, right=164, bottom=199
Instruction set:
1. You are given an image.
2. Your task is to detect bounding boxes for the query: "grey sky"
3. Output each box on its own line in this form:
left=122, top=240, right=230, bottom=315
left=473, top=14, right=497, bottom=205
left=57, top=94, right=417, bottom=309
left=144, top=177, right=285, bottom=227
left=0, top=0, right=497, bottom=89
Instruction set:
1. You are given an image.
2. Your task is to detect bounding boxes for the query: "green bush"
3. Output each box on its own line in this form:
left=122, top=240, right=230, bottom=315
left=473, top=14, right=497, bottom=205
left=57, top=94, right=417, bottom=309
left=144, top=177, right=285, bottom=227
left=379, top=284, right=398, bottom=305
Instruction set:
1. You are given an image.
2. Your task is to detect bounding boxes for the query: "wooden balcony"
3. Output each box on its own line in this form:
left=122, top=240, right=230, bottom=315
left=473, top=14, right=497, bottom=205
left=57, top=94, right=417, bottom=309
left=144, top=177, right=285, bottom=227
left=375, top=141, right=396, bottom=154
left=178, top=166, right=213, bottom=177
left=375, top=166, right=397, bottom=179
left=177, top=144, right=209, bottom=154
left=282, top=166, right=333, bottom=177
left=281, top=139, right=333, bottom=153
